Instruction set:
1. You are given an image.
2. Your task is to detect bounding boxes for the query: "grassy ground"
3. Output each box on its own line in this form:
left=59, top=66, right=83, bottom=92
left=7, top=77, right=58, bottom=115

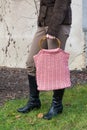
left=0, top=85, right=87, bottom=130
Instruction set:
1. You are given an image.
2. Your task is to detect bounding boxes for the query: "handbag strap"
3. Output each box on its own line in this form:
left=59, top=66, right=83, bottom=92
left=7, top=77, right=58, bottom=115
left=39, top=36, right=61, bottom=49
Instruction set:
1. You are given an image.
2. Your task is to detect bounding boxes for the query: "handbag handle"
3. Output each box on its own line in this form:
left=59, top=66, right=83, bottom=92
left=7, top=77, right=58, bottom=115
left=39, top=36, right=61, bottom=49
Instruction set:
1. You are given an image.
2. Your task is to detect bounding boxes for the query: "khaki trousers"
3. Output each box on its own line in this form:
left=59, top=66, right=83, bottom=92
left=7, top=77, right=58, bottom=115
left=26, top=25, right=71, bottom=76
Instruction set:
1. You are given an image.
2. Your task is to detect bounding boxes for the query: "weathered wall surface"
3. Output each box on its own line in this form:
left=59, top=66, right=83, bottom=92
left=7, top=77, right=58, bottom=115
left=66, top=0, right=85, bottom=70
left=82, top=0, right=87, bottom=67
left=0, top=0, right=85, bottom=70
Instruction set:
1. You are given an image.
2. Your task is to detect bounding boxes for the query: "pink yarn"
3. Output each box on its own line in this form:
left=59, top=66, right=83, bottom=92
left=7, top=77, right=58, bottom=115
left=34, top=48, right=71, bottom=91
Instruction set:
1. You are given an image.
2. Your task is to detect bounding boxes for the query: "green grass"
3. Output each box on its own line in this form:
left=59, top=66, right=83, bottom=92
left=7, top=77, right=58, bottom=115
left=0, top=85, right=87, bottom=130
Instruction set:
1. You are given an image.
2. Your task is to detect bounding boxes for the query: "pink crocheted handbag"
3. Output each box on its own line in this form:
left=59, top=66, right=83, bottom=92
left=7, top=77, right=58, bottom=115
left=33, top=36, right=71, bottom=91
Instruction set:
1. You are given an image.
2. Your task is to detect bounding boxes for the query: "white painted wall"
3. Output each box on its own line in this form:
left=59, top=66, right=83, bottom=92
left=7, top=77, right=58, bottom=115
left=66, top=0, right=85, bottom=69
left=0, top=0, right=85, bottom=70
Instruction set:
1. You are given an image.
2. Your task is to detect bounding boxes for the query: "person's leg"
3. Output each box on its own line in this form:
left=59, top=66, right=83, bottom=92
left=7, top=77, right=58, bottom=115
left=17, top=27, right=47, bottom=113
left=43, top=89, right=65, bottom=120
left=26, top=27, right=48, bottom=76
left=43, top=25, right=71, bottom=119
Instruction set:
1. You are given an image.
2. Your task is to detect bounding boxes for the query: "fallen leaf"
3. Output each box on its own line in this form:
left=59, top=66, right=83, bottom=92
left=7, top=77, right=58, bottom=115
left=15, top=115, right=21, bottom=119
left=37, top=113, right=43, bottom=118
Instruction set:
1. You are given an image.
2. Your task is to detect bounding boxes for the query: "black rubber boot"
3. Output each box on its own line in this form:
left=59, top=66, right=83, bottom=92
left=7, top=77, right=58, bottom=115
left=43, top=89, right=65, bottom=120
left=17, top=75, right=41, bottom=113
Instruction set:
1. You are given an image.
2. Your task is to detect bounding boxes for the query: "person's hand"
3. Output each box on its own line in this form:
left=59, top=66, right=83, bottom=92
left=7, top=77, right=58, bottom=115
left=46, top=34, right=55, bottom=39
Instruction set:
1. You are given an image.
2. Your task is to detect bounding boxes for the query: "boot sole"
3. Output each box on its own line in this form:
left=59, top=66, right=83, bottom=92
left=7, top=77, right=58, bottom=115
left=43, top=110, right=63, bottom=120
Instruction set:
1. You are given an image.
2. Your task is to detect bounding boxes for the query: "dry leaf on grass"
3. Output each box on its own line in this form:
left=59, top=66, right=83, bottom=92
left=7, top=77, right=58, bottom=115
left=37, top=113, right=43, bottom=118
left=15, top=115, right=21, bottom=119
